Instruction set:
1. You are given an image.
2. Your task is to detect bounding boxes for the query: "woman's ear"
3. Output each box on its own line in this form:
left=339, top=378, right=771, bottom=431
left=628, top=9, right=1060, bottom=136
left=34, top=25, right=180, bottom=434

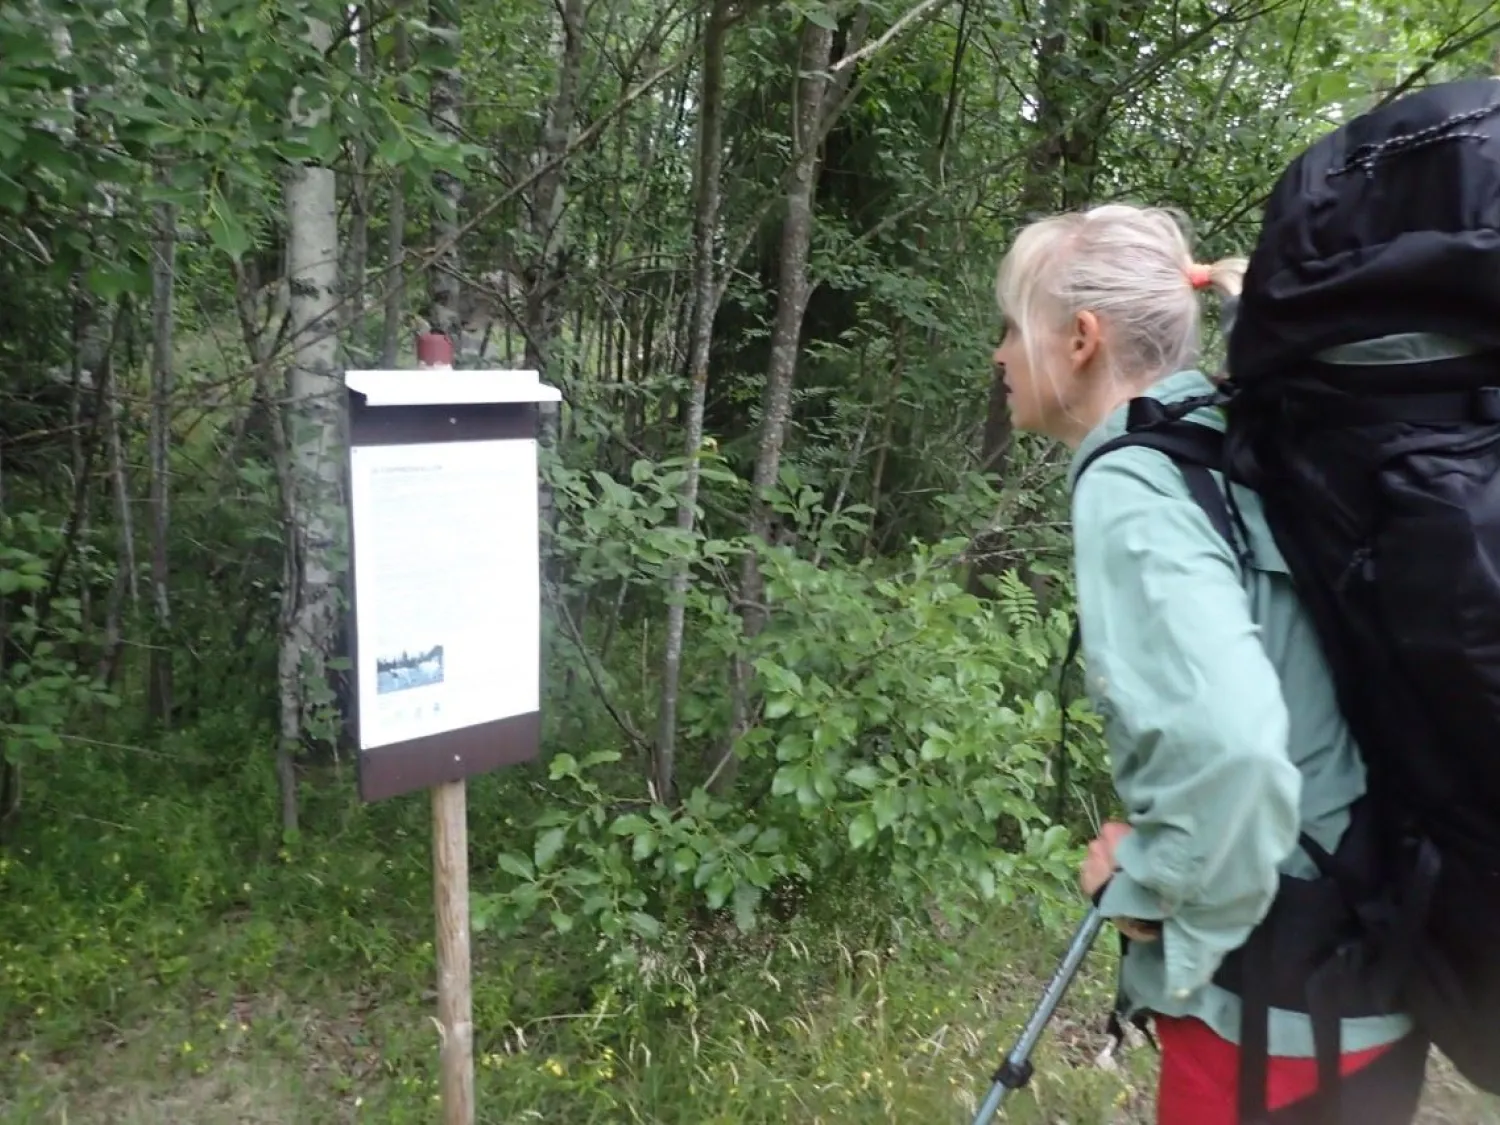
left=1068, top=309, right=1103, bottom=373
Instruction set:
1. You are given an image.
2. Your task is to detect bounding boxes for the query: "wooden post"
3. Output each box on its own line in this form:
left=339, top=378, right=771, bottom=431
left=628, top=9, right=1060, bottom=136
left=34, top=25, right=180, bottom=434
left=432, top=778, right=474, bottom=1125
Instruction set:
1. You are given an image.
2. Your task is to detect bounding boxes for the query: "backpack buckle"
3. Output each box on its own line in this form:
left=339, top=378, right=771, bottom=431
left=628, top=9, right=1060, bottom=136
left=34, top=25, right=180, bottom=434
left=1126, top=397, right=1171, bottom=430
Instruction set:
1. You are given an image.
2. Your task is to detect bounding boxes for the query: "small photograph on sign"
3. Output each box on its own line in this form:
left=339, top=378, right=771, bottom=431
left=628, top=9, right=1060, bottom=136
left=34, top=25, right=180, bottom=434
left=376, top=644, right=446, bottom=695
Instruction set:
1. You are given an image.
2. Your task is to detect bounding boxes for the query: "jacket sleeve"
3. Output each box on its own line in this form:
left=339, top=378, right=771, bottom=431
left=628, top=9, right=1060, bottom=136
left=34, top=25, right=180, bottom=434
left=1071, top=449, right=1303, bottom=1001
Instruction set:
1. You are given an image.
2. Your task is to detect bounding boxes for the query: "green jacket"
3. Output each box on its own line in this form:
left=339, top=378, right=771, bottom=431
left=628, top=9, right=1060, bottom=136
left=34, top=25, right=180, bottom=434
left=1066, top=368, right=1413, bottom=1057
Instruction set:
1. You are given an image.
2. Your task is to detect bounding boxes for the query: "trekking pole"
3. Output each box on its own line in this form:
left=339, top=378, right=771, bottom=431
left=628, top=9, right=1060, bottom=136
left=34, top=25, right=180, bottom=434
left=970, top=906, right=1106, bottom=1125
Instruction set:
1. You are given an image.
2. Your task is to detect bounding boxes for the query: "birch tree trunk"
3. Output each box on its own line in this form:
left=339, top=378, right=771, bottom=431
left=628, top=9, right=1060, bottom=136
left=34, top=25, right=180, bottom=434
left=277, top=10, right=344, bottom=833
left=651, top=0, right=729, bottom=805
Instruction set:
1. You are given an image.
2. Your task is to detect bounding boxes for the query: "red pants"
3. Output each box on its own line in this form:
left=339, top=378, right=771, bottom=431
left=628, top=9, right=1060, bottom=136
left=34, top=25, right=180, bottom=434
left=1155, top=1014, right=1393, bottom=1125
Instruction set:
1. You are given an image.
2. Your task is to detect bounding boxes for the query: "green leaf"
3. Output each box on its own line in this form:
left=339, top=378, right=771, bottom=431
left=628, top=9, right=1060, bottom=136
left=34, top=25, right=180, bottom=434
left=496, top=852, right=534, bottom=880
left=550, top=910, right=574, bottom=934
left=581, top=748, right=621, bottom=769
left=86, top=259, right=147, bottom=301
left=706, top=870, right=734, bottom=911
left=764, top=695, right=794, bottom=720
left=206, top=192, right=252, bottom=262
left=627, top=911, right=662, bottom=939
left=771, top=766, right=800, bottom=797
left=593, top=471, right=635, bottom=508
left=848, top=812, right=877, bottom=850
left=534, top=827, right=567, bottom=870
left=977, top=867, right=997, bottom=900
left=844, top=764, right=881, bottom=789
left=548, top=752, right=579, bottom=780
left=873, top=788, right=903, bottom=829
left=752, top=827, right=785, bottom=854
left=610, top=813, right=650, bottom=837
left=733, top=882, right=760, bottom=933
left=632, top=830, right=658, bottom=862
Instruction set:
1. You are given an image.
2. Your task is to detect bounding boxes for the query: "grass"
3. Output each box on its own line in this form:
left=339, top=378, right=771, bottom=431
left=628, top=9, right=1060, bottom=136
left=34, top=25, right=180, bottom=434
left=2, top=734, right=1498, bottom=1123
left=1, top=898, right=1148, bottom=1123
left=4, top=887, right=1496, bottom=1124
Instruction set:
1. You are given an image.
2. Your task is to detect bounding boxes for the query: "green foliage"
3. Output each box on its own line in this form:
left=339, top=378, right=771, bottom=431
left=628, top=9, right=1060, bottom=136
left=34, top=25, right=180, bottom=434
left=0, top=511, right=118, bottom=766
left=480, top=460, right=1102, bottom=978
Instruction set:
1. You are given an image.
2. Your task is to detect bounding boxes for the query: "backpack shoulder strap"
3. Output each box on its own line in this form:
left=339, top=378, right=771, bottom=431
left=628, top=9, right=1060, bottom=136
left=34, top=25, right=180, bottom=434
left=1074, top=407, right=1241, bottom=558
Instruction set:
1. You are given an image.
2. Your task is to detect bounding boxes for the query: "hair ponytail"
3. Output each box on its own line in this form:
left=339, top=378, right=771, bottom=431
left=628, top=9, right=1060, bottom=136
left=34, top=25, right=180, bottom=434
left=1204, top=256, right=1247, bottom=299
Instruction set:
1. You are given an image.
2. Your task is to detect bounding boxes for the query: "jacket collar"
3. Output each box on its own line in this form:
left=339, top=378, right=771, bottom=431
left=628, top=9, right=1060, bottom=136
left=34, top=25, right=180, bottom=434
left=1067, top=369, right=1219, bottom=493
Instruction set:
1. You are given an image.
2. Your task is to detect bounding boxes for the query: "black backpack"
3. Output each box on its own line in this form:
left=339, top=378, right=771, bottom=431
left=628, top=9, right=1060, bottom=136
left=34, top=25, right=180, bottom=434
left=1076, top=78, right=1500, bottom=1122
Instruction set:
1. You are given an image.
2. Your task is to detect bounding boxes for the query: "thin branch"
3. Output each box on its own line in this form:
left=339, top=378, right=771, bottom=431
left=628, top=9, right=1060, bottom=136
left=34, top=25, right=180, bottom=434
left=1376, top=11, right=1500, bottom=108
left=829, top=0, right=952, bottom=74
left=554, top=589, right=649, bottom=753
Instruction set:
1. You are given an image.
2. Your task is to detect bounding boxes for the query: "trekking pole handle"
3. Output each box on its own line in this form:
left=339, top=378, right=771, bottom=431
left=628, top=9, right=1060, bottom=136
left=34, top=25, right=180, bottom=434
left=970, top=906, right=1107, bottom=1125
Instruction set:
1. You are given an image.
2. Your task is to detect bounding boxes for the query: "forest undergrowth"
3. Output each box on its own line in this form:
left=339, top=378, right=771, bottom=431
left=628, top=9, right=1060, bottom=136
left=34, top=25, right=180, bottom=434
left=1, top=716, right=1495, bottom=1124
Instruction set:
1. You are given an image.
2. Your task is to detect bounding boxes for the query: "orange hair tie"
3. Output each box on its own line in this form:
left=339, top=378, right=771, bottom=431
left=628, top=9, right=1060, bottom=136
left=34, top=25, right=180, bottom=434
left=1187, top=263, right=1213, bottom=290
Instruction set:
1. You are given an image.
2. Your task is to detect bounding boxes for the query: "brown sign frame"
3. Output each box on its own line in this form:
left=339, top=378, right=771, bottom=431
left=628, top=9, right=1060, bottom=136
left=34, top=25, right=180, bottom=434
left=346, top=391, right=544, bottom=803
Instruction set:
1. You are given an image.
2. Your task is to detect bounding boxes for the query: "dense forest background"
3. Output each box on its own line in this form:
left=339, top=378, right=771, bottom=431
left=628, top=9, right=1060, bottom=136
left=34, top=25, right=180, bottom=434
left=2, top=0, right=1499, bottom=1120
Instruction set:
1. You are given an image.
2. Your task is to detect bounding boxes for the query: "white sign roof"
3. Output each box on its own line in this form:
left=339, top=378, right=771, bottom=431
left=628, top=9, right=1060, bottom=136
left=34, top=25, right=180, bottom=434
left=346, top=368, right=562, bottom=407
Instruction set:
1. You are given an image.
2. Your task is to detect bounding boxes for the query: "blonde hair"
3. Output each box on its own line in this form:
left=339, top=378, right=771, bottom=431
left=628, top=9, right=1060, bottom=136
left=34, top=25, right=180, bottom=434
left=995, top=203, right=1245, bottom=389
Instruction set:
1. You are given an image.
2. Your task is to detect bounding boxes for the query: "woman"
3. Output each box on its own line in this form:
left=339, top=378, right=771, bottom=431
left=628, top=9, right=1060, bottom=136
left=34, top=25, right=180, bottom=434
left=991, top=204, right=1429, bottom=1123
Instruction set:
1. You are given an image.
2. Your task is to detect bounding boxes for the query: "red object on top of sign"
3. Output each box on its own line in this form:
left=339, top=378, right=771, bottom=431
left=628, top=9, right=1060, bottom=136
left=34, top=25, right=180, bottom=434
left=416, top=332, right=454, bottom=368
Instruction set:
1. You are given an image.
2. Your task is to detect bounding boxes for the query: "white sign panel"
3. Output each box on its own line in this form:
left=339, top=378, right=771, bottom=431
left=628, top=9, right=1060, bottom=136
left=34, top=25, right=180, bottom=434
left=349, top=438, right=541, bottom=750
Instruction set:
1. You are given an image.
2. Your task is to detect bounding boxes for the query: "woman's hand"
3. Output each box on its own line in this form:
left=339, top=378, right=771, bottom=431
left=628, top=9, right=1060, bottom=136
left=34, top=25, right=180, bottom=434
left=1081, top=821, right=1161, bottom=943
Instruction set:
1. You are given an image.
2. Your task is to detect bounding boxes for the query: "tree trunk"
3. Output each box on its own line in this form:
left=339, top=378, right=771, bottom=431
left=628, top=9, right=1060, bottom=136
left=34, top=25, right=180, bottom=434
left=345, top=5, right=375, bottom=354
left=523, top=0, right=584, bottom=376
left=277, top=9, right=344, bottom=834
left=970, top=0, right=1122, bottom=598
left=652, top=0, right=730, bottom=806
left=148, top=190, right=176, bottom=723
left=427, top=0, right=463, bottom=349
left=722, top=17, right=836, bottom=792
left=968, top=0, right=1070, bottom=546
left=381, top=20, right=410, bottom=367
left=99, top=374, right=136, bottom=690
left=525, top=0, right=585, bottom=573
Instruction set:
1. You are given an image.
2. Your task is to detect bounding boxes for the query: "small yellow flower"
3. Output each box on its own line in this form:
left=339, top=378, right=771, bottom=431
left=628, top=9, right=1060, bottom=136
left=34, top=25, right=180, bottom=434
left=543, top=1057, right=565, bottom=1077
